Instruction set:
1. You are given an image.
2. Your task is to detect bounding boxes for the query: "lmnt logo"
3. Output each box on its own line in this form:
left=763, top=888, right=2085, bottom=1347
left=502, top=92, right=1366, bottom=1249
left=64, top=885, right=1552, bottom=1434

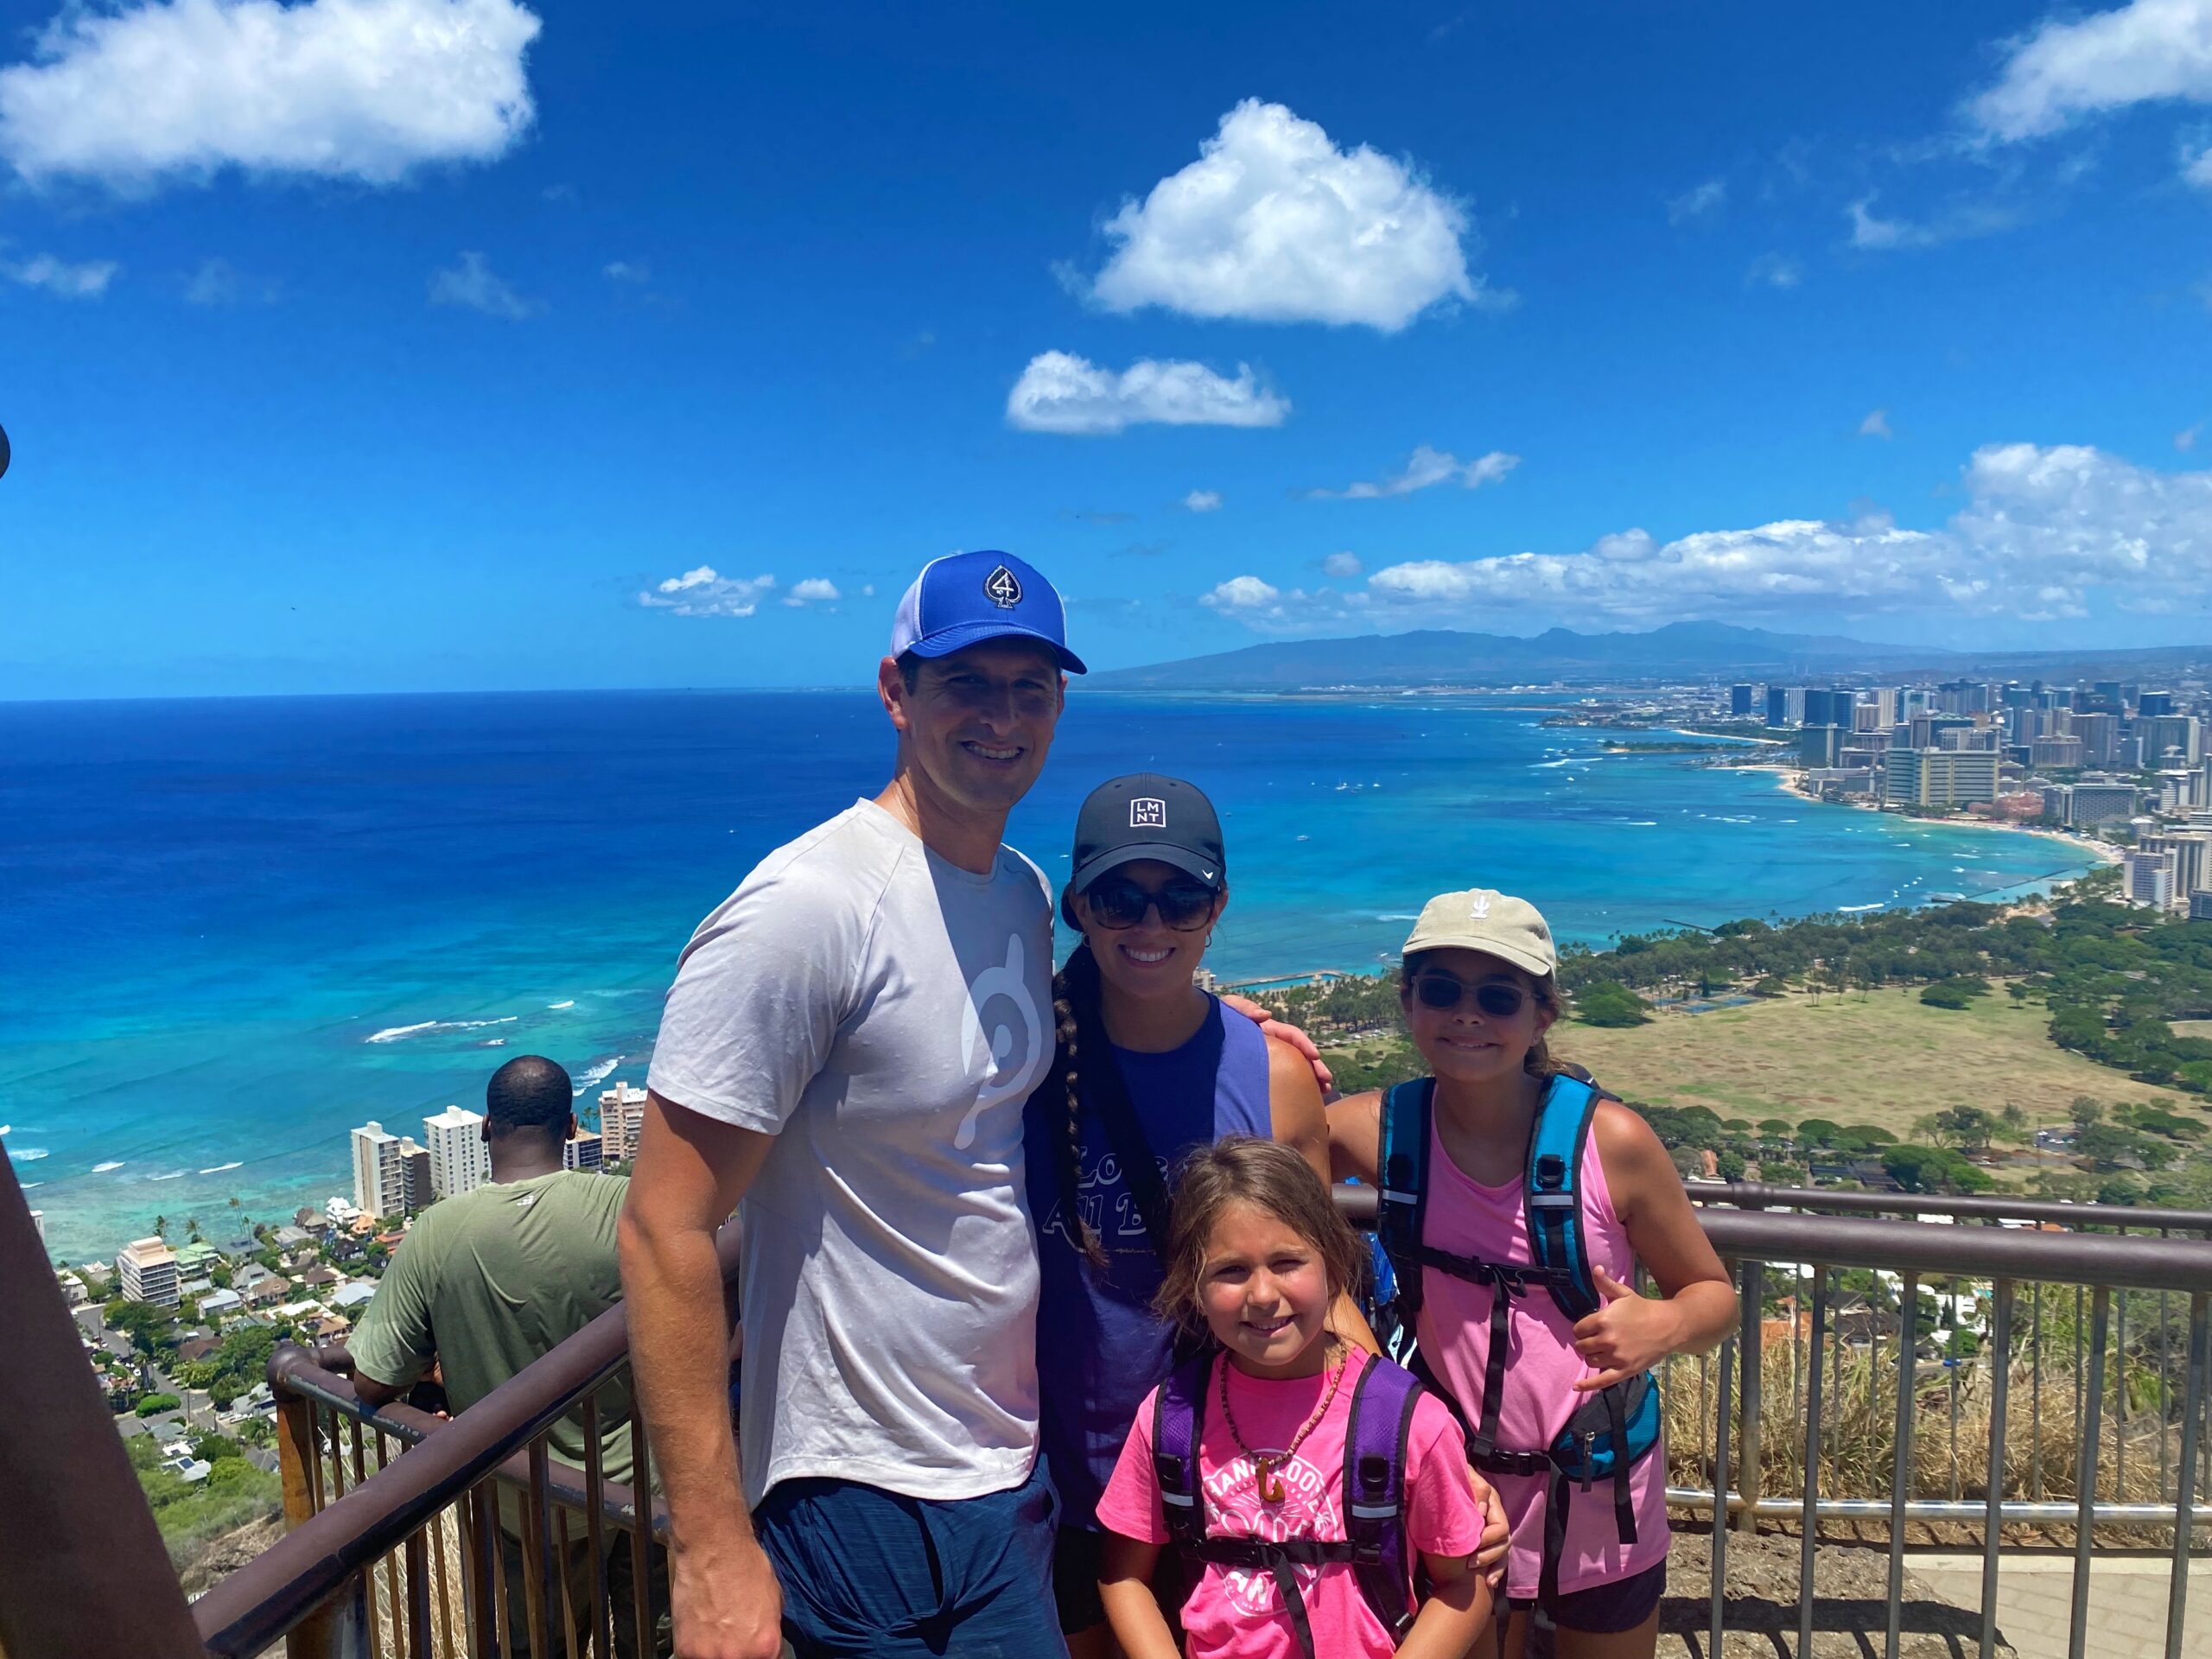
left=1130, top=798, right=1167, bottom=829
left=983, top=564, right=1023, bottom=609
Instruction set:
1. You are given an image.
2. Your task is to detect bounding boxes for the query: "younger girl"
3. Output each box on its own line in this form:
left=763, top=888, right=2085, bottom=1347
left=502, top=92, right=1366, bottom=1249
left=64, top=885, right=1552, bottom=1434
left=1330, top=889, right=1738, bottom=1659
left=1095, top=1136, right=1492, bottom=1659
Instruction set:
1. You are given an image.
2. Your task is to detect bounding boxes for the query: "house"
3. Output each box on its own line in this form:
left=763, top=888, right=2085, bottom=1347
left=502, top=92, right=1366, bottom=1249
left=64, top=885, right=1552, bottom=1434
left=175, top=1336, right=221, bottom=1366
left=306, top=1312, right=351, bottom=1341
left=300, top=1265, right=339, bottom=1290
left=163, top=1457, right=213, bottom=1484
left=242, top=1278, right=291, bottom=1310
left=329, top=1281, right=378, bottom=1312
left=196, top=1287, right=244, bottom=1320
left=271, top=1225, right=313, bottom=1252
left=292, top=1206, right=327, bottom=1233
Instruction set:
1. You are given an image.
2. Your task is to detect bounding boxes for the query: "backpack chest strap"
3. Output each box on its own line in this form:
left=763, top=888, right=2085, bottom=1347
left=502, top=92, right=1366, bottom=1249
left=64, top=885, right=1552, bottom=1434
left=1188, top=1536, right=1346, bottom=1659
left=1406, top=1249, right=1575, bottom=1461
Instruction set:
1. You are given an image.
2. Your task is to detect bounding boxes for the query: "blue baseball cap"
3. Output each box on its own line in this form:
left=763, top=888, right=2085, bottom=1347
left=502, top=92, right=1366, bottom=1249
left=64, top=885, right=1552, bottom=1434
left=888, top=550, right=1087, bottom=675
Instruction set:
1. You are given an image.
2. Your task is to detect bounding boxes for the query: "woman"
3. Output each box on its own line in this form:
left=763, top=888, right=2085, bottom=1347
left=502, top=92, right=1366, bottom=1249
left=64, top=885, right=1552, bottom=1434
left=1023, top=772, right=1370, bottom=1658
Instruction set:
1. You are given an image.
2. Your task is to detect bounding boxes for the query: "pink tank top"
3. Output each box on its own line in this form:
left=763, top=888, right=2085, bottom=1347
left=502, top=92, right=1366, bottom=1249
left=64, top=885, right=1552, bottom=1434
left=1413, top=1111, right=1671, bottom=1600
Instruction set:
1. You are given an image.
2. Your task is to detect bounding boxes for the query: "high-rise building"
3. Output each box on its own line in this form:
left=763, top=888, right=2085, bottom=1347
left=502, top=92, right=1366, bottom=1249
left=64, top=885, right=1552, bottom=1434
left=1765, top=686, right=1790, bottom=728
left=2031, top=736, right=2084, bottom=769
left=1799, top=725, right=1845, bottom=767
left=1866, top=687, right=1901, bottom=728
left=1802, top=689, right=1852, bottom=730
left=2074, top=713, right=2120, bottom=768
left=2140, top=715, right=2202, bottom=767
left=118, top=1236, right=180, bottom=1307
left=599, top=1082, right=649, bottom=1166
left=423, top=1105, right=488, bottom=1200
left=2141, top=833, right=2212, bottom=899
left=1730, top=683, right=1754, bottom=718
left=2139, top=691, right=2177, bottom=719
left=2057, top=782, right=2139, bottom=829
left=399, top=1138, right=434, bottom=1214
left=563, top=1128, right=604, bottom=1172
left=2191, top=891, right=2212, bottom=922
left=2126, top=849, right=2177, bottom=910
left=1885, top=747, right=2000, bottom=808
left=351, top=1121, right=407, bottom=1219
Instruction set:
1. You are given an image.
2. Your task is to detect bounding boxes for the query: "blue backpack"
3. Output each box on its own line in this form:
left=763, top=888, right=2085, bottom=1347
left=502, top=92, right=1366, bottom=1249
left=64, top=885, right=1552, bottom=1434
left=1374, top=1072, right=1662, bottom=1618
left=1151, top=1349, right=1427, bottom=1659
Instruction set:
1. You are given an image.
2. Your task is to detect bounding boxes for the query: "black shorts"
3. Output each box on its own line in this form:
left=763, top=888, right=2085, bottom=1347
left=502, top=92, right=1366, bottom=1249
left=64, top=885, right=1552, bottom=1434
left=1052, top=1526, right=1108, bottom=1635
left=1510, top=1559, right=1667, bottom=1635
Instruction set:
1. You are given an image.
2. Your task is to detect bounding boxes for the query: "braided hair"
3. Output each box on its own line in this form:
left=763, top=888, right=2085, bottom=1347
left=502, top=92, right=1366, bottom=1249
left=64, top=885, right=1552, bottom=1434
left=1050, top=940, right=1109, bottom=1268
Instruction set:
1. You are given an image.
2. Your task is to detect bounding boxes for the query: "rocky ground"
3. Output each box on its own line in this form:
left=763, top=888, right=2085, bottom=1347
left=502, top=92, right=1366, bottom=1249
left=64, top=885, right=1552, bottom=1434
left=1654, top=1529, right=2005, bottom=1658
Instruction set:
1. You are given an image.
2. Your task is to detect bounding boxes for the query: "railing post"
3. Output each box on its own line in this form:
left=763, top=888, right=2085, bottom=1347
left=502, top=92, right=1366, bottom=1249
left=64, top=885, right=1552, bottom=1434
left=276, top=1395, right=345, bottom=1659
left=1736, top=1260, right=1764, bottom=1535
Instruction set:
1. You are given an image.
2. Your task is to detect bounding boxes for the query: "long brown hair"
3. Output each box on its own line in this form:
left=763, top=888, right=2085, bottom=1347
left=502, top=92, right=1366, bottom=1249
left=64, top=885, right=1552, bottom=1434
left=1048, top=941, right=1109, bottom=1267
left=1400, top=952, right=1568, bottom=1080
left=1149, top=1136, right=1366, bottom=1335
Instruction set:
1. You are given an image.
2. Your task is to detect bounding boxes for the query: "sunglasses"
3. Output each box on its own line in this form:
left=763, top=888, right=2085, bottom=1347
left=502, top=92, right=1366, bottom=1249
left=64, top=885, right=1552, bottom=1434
left=1410, top=975, right=1529, bottom=1018
left=1084, top=876, right=1219, bottom=931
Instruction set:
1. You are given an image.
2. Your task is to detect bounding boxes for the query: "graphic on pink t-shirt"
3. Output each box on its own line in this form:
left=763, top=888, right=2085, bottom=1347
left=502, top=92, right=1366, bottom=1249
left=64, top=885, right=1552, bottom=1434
left=1096, top=1348, right=1487, bottom=1659
left=1201, top=1446, right=1340, bottom=1617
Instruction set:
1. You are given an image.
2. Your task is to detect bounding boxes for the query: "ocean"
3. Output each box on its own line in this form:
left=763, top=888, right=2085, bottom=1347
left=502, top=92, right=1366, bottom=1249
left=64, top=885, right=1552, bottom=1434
left=0, top=690, right=2092, bottom=1262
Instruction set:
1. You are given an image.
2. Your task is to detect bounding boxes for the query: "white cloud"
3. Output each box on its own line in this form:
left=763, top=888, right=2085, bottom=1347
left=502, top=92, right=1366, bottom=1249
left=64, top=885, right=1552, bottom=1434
left=1746, top=253, right=1802, bottom=289
left=1082, top=99, right=1488, bottom=332
left=8, top=251, right=116, bottom=296
left=184, top=255, right=276, bottom=305
left=1183, top=489, right=1224, bottom=512
left=429, top=251, right=538, bottom=320
left=1847, top=194, right=2019, bottom=251
left=1968, top=0, right=2212, bottom=143
left=602, top=260, right=649, bottom=283
left=1307, top=444, right=1519, bottom=500
left=1202, top=575, right=1284, bottom=613
left=639, top=567, right=777, bottom=619
left=1668, top=178, right=1726, bottom=224
left=1322, top=551, right=1363, bottom=578
left=2185, top=140, right=2212, bottom=187
left=1006, top=351, right=1288, bottom=435
left=782, top=578, right=841, bottom=607
left=0, top=0, right=539, bottom=189
left=1859, top=409, right=1894, bottom=439
left=2179, top=423, right=2202, bottom=451
left=1307, top=442, right=2212, bottom=629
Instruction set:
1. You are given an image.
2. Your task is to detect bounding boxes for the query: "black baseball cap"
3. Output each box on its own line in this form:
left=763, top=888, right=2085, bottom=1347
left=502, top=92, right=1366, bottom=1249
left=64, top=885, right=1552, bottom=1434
left=1066, top=773, right=1227, bottom=904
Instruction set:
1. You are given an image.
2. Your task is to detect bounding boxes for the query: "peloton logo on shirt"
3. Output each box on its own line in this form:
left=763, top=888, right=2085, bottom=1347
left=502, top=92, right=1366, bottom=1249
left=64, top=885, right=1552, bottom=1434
left=1203, top=1450, right=1341, bottom=1618
left=955, top=931, right=1046, bottom=1149
left=1129, top=797, right=1167, bottom=830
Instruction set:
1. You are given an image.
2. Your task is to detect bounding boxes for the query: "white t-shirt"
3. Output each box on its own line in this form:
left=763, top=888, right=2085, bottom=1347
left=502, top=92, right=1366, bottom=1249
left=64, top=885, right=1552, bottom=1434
left=647, top=798, right=1055, bottom=1506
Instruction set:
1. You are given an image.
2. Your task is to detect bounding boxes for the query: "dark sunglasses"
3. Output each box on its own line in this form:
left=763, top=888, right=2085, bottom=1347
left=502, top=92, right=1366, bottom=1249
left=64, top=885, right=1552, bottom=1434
left=1084, top=876, right=1219, bottom=931
left=1410, top=975, right=1528, bottom=1018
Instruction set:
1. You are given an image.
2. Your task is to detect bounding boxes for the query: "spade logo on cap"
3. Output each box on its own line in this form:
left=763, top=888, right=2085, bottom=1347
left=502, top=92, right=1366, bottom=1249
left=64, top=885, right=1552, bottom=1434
left=983, top=564, right=1022, bottom=609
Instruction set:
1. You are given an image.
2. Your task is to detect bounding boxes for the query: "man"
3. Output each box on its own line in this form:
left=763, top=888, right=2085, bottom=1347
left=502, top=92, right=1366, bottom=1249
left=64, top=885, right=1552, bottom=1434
left=351, top=1053, right=641, bottom=1656
left=622, top=550, right=1082, bottom=1659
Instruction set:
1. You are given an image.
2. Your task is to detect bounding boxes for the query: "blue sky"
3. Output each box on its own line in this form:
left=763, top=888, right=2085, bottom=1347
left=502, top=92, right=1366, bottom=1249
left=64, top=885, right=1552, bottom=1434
left=4, top=0, right=2212, bottom=697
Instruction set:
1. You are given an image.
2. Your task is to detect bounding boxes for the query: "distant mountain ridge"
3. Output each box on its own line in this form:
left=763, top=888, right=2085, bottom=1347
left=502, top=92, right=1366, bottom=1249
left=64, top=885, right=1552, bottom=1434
left=1091, top=621, right=2208, bottom=689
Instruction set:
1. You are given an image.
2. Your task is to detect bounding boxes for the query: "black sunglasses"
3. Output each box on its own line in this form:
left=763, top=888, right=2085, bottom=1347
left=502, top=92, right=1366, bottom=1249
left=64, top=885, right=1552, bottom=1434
left=1084, top=876, right=1219, bottom=931
left=1410, top=975, right=1528, bottom=1018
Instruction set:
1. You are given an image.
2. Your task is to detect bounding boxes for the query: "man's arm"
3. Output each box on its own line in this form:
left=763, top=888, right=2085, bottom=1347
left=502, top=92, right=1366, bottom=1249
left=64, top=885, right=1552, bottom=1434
left=346, top=1225, right=435, bottom=1412
left=619, top=1093, right=779, bottom=1659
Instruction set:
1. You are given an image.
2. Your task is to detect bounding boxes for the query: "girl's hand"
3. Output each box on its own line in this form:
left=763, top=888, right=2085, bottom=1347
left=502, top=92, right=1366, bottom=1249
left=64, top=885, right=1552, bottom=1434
left=1466, top=1467, right=1510, bottom=1587
left=1570, top=1266, right=1687, bottom=1391
left=1222, top=995, right=1337, bottom=1099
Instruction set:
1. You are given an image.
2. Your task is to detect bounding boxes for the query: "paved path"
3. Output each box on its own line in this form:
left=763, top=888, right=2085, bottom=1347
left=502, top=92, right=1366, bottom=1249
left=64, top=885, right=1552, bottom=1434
left=1907, top=1553, right=2210, bottom=1659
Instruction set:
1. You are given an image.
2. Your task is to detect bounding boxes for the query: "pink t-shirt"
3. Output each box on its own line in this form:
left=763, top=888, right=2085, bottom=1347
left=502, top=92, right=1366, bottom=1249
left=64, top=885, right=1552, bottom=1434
left=1096, top=1346, right=1485, bottom=1659
left=1414, top=1111, right=1671, bottom=1599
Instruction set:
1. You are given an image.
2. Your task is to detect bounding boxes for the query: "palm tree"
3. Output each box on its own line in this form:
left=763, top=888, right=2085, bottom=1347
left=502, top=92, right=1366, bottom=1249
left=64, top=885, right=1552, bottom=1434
left=152, top=1216, right=168, bottom=1239
left=187, top=1216, right=203, bottom=1243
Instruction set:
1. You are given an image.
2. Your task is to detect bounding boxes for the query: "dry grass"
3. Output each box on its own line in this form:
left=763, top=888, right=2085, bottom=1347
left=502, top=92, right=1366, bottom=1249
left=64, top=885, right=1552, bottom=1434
left=1555, top=987, right=2209, bottom=1135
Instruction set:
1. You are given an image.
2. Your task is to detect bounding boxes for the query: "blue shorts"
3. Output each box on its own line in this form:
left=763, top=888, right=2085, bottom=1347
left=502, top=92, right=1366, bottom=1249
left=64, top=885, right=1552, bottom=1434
left=755, top=1462, right=1067, bottom=1658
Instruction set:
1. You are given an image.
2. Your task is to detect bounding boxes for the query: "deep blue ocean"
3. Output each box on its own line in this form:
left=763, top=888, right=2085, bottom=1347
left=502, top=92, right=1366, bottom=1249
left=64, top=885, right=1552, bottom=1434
left=0, top=690, right=2093, bottom=1261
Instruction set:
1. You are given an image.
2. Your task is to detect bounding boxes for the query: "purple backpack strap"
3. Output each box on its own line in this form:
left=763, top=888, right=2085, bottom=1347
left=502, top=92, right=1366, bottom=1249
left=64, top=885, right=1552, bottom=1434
left=1344, top=1355, right=1424, bottom=1643
left=1150, top=1348, right=1215, bottom=1547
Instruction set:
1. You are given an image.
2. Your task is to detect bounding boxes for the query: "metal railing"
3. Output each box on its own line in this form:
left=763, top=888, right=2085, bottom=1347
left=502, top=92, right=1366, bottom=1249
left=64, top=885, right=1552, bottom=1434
left=10, top=1140, right=2212, bottom=1659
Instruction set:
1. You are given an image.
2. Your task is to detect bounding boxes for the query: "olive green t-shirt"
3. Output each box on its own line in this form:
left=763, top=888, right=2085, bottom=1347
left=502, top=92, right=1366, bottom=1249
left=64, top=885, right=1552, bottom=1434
left=349, top=1169, right=632, bottom=1489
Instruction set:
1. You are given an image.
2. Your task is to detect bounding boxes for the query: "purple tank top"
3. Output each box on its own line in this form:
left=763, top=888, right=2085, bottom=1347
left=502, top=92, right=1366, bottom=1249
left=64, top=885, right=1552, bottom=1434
left=1024, top=995, right=1272, bottom=1527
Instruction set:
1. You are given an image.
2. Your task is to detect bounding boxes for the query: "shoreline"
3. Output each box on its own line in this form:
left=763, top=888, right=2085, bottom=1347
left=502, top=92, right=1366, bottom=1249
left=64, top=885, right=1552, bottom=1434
left=1758, top=763, right=2123, bottom=882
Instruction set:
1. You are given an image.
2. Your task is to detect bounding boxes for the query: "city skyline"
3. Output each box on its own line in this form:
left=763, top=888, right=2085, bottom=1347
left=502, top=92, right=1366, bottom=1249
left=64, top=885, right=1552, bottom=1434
left=4, top=0, right=2212, bottom=699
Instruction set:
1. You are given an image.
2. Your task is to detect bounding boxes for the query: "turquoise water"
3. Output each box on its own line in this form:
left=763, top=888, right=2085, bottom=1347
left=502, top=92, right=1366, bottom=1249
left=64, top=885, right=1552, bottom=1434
left=0, top=690, right=2089, bottom=1262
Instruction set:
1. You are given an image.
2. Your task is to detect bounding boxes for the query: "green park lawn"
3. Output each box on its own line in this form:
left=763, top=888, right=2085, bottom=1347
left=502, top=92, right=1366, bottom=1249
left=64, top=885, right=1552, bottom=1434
left=1554, top=986, right=2208, bottom=1135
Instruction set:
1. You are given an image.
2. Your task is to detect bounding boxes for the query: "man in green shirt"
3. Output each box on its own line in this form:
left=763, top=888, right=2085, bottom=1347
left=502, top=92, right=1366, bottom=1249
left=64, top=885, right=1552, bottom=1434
left=352, top=1054, right=641, bottom=1655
